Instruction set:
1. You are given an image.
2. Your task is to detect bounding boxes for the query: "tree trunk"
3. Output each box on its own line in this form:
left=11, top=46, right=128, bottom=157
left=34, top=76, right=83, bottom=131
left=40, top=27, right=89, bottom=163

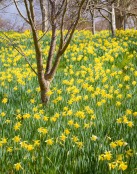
left=31, top=26, right=51, bottom=104
left=90, top=3, right=95, bottom=35
left=91, top=9, right=95, bottom=35
left=133, top=17, right=137, bottom=29
left=36, top=54, right=51, bottom=104
left=40, top=79, right=50, bottom=103
left=123, top=12, right=127, bottom=30
left=115, top=11, right=124, bottom=29
left=111, top=3, right=116, bottom=37
left=40, top=0, right=49, bottom=32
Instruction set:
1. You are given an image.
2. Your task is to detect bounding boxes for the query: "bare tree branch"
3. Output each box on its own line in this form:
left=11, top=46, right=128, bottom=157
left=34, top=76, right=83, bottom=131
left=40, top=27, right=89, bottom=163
left=45, top=1, right=57, bottom=74
left=49, top=0, right=86, bottom=78
left=98, top=9, right=111, bottom=23
left=13, top=0, right=30, bottom=24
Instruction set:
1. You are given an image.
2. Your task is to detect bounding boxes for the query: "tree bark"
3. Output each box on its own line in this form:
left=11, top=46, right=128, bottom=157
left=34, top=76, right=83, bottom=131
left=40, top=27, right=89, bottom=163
left=32, top=30, right=50, bottom=104
left=40, top=79, right=50, bottom=103
left=89, top=2, right=95, bottom=35
left=123, top=12, right=127, bottom=30
left=91, top=9, right=95, bottom=35
left=39, top=0, right=49, bottom=32
left=115, top=11, right=124, bottom=29
left=111, top=3, right=116, bottom=37
left=133, top=17, right=137, bottom=29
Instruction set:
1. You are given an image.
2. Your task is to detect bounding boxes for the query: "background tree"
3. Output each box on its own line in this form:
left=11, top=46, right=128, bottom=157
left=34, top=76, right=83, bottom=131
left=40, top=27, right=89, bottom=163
left=39, top=0, right=49, bottom=32
left=86, top=0, right=116, bottom=36
left=108, top=0, right=137, bottom=30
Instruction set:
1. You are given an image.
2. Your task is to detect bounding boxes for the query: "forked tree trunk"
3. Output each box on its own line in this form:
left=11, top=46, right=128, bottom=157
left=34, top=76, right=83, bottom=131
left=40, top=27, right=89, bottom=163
left=22, top=0, right=85, bottom=104
left=111, top=3, right=116, bottom=37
